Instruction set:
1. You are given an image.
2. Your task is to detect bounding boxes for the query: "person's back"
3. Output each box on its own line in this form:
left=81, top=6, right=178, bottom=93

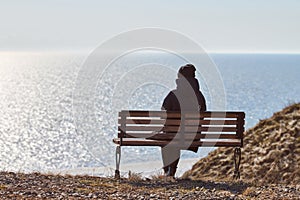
left=161, top=64, right=206, bottom=177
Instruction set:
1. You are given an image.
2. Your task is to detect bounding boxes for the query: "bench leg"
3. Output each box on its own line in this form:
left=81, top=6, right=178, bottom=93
left=233, top=147, right=241, bottom=179
left=115, top=145, right=121, bottom=179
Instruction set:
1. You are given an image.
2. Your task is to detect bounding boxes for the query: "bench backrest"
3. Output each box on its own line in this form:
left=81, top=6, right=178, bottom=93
left=118, top=110, right=245, bottom=147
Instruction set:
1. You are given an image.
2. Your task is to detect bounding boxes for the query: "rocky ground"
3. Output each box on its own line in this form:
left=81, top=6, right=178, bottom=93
left=0, top=171, right=299, bottom=199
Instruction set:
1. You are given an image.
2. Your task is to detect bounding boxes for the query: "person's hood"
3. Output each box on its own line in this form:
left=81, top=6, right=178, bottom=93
left=176, top=77, right=200, bottom=91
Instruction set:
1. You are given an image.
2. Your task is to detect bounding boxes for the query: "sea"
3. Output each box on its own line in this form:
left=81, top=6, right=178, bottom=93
left=0, top=51, right=299, bottom=176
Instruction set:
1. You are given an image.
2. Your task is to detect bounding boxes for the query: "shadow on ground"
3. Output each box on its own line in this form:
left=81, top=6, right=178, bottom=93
left=126, top=179, right=250, bottom=195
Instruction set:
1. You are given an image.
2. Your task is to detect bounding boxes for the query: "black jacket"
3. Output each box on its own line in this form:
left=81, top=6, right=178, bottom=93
left=162, top=78, right=206, bottom=112
left=161, top=77, right=206, bottom=152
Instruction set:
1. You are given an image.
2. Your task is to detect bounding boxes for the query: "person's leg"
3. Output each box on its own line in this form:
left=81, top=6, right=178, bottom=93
left=161, top=147, right=170, bottom=174
left=161, top=146, right=180, bottom=176
left=169, top=158, right=179, bottom=177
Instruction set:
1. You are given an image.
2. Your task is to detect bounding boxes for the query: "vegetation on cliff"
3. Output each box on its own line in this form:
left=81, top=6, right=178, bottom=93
left=182, top=103, right=300, bottom=185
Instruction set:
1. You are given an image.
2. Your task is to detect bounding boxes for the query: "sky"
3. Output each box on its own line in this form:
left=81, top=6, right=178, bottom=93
left=0, top=0, right=300, bottom=53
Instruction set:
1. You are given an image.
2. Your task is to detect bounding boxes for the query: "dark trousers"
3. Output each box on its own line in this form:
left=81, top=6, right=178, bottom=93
left=161, top=146, right=180, bottom=176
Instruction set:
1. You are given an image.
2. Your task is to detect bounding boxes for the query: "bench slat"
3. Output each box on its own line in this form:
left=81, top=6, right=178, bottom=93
left=113, top=138, right=242, bottom=147
left=121, top=119, right=238, bottom=126
left=185, top=112, right=240, bottom=118
left=122, top=126, right=238, bottom=132
left=120, top=111, right=179, bottom=118
left=185, top=120, right=238, bottom=125
left=120, top=133, right=240, bottom=140
left=120, top=110, right=244, bottom=118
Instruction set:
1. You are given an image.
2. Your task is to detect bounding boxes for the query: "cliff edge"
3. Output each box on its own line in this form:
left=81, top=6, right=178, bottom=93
left=182, top=103, right=300, bottom=185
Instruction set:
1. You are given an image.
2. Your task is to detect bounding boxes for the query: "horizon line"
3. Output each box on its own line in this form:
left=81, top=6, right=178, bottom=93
left=0, top=49, right=300, bottom=55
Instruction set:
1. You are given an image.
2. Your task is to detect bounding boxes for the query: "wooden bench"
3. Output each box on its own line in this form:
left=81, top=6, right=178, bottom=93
left=113, top=110, right=245, bottom=179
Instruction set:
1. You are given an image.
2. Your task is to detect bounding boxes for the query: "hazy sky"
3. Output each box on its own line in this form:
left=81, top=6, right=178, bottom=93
left=0, top=0, right=299, bottom=53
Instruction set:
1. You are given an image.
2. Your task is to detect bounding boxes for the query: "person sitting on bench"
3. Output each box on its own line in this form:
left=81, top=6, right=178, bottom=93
left=161, top=64, right=207, bottom=177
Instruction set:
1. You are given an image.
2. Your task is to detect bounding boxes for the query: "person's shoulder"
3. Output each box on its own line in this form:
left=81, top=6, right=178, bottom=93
left=164, top=90, right=177, bottom=100
left=166, top=89, right=176, bottom=94
left=169, top=90, right=177, bottom=96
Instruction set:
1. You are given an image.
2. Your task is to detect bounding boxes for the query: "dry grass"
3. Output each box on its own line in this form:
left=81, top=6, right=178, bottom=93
left=0, top=171, right=299, bottom=199
left=183, top=103, right=300, bottom=185
left=127, top=170, right=143, bottom=182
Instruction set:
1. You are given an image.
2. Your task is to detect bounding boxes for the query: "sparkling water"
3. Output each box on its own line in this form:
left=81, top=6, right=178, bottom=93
left=0, top=52, right=299, bottom=173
